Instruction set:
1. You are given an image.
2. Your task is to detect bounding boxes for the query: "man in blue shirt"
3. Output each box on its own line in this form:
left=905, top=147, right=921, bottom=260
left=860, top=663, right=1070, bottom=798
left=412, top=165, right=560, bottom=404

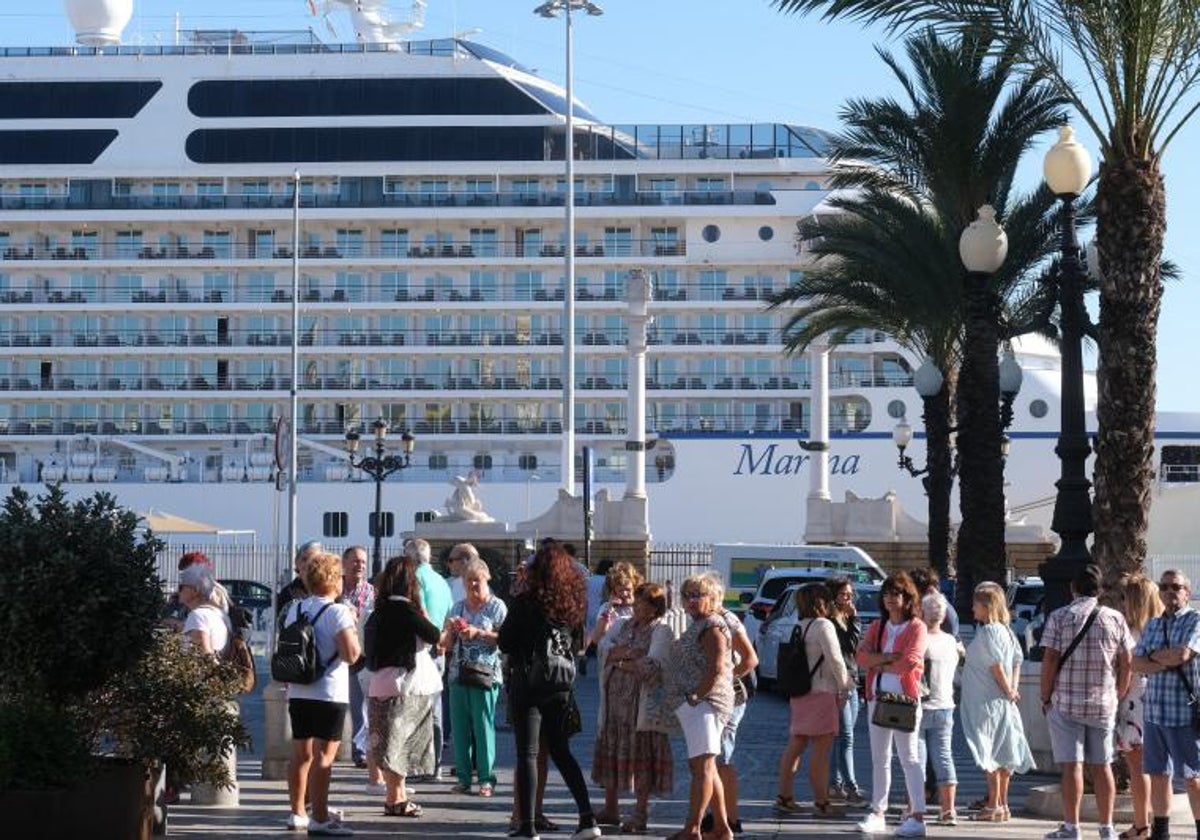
left=1133, top=569, right=1200, bottom=840
left=408, top=537, right=452, bottom=778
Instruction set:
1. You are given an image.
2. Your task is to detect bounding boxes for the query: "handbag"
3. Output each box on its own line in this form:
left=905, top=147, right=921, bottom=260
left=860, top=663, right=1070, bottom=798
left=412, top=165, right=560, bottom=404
left=869, top=622, right=918, bottom=733
left=456, top=657, right=495, bottom=690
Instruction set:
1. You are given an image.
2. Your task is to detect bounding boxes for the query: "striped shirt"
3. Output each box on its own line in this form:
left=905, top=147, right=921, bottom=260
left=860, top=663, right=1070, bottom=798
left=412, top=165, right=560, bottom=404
left=1135, top=606, right=1200, bottom=728
left=1042, top=596, right=1131, bottom=723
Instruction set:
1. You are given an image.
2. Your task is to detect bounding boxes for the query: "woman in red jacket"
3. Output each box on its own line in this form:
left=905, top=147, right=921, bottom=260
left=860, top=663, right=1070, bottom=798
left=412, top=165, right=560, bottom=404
left=855, top=572, right=928, bottom=838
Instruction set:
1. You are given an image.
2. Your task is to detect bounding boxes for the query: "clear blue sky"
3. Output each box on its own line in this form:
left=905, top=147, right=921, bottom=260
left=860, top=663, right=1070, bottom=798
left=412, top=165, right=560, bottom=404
left=14, top=1, right=1199, bottom=412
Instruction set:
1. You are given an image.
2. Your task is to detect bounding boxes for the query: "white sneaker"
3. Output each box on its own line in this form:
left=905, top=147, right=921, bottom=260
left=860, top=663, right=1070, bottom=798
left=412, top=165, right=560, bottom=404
left=307, top=819, right=353, bottom=837
left=571, top=826, right=602, bottom=840
left=857, top=812, right=888, bottom=834
left=364, top=781, right=387, bottom=796
left=287, top=813, right=309, bottom=831
left=895, top=816, right=926, bottom=837
left=1098, top=828, right=1118, bottom=840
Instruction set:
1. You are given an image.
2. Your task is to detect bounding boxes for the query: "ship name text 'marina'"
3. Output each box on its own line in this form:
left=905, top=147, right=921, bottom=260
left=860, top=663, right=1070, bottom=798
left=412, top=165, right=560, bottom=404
left=733, top=443, right=863, bottom=477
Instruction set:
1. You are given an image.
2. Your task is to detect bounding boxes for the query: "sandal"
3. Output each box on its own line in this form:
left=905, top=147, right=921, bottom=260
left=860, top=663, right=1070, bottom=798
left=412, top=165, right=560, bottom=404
left=772, top=795, right=803, bottom=816
left=383, top=800, right=422, bottom=817
left=969, top=806, right=1002, bottom=822
left=535, top=815, right=559, bottom=832
left=621, top=817, right=648, bottom=834
left=812, top=800, right=843, bottom=817
left=1119, top=827, right=1149, bottom=840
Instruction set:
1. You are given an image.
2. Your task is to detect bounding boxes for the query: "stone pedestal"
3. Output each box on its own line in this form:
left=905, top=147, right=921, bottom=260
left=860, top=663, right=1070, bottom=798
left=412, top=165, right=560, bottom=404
left=1025, top=785, right=1194, bottom=822
left=261, top=679, right=292, bottom=781
left=1018, top=662, right=1055, bottom=772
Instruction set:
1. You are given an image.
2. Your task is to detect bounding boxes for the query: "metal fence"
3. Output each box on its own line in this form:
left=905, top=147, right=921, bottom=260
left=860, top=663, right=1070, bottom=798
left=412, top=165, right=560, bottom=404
left=647, top=542, right=714, bottom=609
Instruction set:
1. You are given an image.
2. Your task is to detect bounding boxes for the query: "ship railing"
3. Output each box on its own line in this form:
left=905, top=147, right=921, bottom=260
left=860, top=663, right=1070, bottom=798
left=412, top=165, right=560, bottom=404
left=1160, top=464, right=1200, bottom=483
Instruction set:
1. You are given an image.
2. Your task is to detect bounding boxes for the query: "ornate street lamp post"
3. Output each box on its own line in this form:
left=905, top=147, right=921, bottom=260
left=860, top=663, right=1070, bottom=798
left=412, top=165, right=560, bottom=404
left=1038, top=125, right=1095, bottom=615
left=345, top=418, right=415, bottom=576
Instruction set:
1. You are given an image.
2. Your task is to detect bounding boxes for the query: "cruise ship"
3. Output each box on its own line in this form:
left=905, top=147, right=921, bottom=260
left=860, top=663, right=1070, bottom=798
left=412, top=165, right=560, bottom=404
left=2, top=0, right=1198, bottom=547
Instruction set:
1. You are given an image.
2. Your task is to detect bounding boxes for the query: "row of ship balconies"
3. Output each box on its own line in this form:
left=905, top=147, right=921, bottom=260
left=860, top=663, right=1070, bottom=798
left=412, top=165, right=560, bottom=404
left=0, top=239, right=687, bottom=263
left=0, top=189, right=773, bottom=214
left=0, top=283, right=783, bottom=307
left=0, top=411, right=871, bottom=439
left=0, top=327, right=890, bottom=350
left=0, top=372, right=910, bottom=393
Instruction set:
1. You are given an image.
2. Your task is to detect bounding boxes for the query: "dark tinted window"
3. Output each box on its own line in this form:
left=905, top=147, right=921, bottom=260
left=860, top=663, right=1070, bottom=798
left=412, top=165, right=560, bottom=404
left=186, top=127, right=547, bottom=163
left=189, top=77, right=548, bottom=117
left=0, top=81, right=160, bottom=119
left=0, top=130, right=117, bottom=164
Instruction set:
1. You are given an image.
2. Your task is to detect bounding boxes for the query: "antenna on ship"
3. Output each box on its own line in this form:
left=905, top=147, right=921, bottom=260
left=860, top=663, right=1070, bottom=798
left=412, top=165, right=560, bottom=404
left=62, top=0, right=134, bottom=45
left=310, top=1, right=427, bottom=44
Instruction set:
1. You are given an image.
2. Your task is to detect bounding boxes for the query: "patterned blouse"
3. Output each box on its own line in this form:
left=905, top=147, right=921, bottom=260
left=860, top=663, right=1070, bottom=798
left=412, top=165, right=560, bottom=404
left=665, top=613, right=734, bottom=721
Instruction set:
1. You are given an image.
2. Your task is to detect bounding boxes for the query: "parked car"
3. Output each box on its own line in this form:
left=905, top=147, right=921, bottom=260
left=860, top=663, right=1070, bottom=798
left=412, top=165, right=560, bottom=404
left=1007, top=576, right=1044, bottom=653
left=756, top=582, right=882, bottom=689
left=218, top=578, right=272, bottom=632
left=742, top=568, right=847, bottom=645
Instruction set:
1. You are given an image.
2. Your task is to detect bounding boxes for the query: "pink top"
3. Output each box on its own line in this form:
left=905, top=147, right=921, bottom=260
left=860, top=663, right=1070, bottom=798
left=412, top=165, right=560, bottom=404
left=857, top=617, right=927, bottom=701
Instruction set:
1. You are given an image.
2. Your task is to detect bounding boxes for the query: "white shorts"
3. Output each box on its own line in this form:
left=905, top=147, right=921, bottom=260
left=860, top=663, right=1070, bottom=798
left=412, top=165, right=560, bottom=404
left=675, top=700, right=723, bottom=758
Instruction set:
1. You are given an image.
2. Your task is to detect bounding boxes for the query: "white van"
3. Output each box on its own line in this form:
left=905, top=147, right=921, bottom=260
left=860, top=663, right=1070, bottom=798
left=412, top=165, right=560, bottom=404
left=712, top=543, right=884, bottom=613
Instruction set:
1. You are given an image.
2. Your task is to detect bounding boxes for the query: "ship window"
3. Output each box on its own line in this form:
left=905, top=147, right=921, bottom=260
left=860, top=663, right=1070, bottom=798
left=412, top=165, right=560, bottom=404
left=186, top=127, right=548, bottom=164
left=758, top=226, right=775, bottom=242
left=322, top=511, right=349, bottom=539
left=369, top=511, right=395, bottom=539
left=472, top=454, right=493, bottom=470
left=519, top=454, right=538, bottom=471
left=702, top=224, right=720, bottom=243
left=188, top=78, right=550, bottom=118
left=429, top=453, right=449, bottom=470
left=0, top=81, right=161, bottom=119
left=887, top=399, right=907, bottom=419
left=1029, top=399, right=1049, bottom=419
left=0, top=130, right=117, bottom=165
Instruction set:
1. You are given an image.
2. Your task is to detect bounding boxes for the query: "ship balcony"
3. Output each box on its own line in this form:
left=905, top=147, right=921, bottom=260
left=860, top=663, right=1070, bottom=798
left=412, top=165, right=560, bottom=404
left=0, top=238, right=685, bottom=264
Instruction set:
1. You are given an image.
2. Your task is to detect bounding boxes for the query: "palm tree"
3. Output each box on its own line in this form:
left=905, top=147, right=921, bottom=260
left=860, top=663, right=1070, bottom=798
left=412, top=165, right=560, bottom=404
left=773, top=30, right=1067, bottom=604
left=773, top=192, right=962, bottom=577
left=774, top=0, right=1200, bottom=580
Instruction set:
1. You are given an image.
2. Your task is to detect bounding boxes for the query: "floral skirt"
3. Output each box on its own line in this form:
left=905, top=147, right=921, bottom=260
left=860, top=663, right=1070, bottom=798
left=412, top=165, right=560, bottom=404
left=368, top=694, right=435, bottom=777
left=591, top=670, right=673, bottom=795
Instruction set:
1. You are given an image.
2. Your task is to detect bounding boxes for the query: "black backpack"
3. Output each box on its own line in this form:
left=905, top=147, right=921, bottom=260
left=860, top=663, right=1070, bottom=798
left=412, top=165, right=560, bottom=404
left=777, top=619, right=824, bottom=698
left=527, top=621, right=576, bottom=695
left=270, top=601, right=336, bottom=685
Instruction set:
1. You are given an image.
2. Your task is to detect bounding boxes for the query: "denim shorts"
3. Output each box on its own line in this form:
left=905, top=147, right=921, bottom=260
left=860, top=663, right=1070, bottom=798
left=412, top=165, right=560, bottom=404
left=1143, top=721, right=1200, bottom=778
left=919, top=707, right=957, bottom=784
left=717, top=702, right=746, bottom=766
left=1047, top=707, right=1114, bottom=765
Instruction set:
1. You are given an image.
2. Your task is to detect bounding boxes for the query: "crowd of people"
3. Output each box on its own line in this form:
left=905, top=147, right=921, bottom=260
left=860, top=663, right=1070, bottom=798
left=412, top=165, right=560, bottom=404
left=165, top=544, right=1200, bottom=840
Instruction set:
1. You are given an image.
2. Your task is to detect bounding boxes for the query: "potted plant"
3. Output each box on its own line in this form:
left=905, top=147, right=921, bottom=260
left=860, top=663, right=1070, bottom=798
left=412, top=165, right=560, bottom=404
left=0, top=486, right=248, bottom=837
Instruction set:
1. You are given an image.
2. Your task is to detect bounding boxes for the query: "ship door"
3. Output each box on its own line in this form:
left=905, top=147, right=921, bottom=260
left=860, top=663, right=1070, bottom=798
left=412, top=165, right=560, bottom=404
left=217, top=317, right=229, bottom=346
left=40, top=361, right=52, bottom=390
left=216, top=360, right=229, bottom=390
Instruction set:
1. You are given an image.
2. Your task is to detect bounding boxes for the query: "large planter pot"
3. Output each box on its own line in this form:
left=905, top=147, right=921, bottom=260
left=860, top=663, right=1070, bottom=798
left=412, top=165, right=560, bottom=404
left=0, top=758, right=155, bottom=840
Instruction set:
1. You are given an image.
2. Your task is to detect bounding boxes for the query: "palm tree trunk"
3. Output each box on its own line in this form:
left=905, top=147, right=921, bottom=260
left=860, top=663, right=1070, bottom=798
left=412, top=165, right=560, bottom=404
left=956, top=270, right=1008, bottom=601
left=1092, top=157, right=1165, bottom=579
left=924, top=378, right=956, bottom=581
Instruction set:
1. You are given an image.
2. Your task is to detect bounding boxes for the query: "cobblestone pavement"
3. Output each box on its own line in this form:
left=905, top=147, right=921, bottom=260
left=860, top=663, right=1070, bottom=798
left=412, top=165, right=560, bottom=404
left=167, top=666, right=1081, bottom=839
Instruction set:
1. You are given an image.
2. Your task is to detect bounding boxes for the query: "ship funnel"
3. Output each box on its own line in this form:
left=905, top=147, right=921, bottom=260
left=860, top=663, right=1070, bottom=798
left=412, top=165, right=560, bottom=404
left=62, top=0, right=134, bottom=46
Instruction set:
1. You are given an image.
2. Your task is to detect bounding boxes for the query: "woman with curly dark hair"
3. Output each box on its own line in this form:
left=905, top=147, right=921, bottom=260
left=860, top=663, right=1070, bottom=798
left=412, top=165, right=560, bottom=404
left=499, top=539, right=600, bottom=840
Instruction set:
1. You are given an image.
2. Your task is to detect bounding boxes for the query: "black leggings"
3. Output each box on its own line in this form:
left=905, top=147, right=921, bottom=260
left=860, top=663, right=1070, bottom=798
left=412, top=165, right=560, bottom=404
left=511, top=686, right=593, bottom=829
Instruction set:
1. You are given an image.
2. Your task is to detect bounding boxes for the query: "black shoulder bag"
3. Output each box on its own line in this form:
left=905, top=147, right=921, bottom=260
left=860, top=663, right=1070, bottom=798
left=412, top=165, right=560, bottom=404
left=1048, top=606, right=1100, bottom=695
left=870, top=620, right=918, bottom=732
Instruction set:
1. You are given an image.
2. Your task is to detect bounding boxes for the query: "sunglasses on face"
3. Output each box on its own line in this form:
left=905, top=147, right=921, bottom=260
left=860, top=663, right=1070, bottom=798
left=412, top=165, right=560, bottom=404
left=681, top=591, right=705, bottom=601
left=1160, top=582, right=1187, bottom=593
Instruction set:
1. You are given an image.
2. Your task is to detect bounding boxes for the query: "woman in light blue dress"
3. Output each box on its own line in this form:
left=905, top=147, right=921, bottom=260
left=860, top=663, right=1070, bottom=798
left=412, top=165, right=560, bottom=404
left=960, top=582, right=1034, bottom=823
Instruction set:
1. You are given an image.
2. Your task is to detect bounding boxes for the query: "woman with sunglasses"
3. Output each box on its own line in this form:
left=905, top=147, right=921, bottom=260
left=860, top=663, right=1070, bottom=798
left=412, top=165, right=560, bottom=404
left=664, top=573, right=735, bottom=840
left=855, top=572, right=928, bottom=838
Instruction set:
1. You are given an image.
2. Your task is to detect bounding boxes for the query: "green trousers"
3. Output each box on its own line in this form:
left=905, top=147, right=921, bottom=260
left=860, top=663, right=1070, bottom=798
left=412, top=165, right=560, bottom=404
left=449, top=681, right=499, bottom=786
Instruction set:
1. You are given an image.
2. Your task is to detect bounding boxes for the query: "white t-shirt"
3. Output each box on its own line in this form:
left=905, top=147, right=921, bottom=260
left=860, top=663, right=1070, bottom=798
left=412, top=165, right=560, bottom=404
left=924, top=631, right=959, bottom=710
left=878, top=621, right=906, bottom=695
left=284, top=596, right=357, bottom=704
left=183, top=605, right=230, bottom=655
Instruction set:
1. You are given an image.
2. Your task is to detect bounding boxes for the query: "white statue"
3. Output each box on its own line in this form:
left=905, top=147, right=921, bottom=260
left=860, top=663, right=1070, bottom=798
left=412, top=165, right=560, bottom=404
left=443, top=470, right=494, bottom=523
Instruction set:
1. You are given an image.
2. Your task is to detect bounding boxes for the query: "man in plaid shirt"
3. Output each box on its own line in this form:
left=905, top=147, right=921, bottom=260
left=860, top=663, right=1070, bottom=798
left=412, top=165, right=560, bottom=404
left=1039, top=564, right=1132, bottom=840
left=1133, top=570, right=1200, bottom=840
